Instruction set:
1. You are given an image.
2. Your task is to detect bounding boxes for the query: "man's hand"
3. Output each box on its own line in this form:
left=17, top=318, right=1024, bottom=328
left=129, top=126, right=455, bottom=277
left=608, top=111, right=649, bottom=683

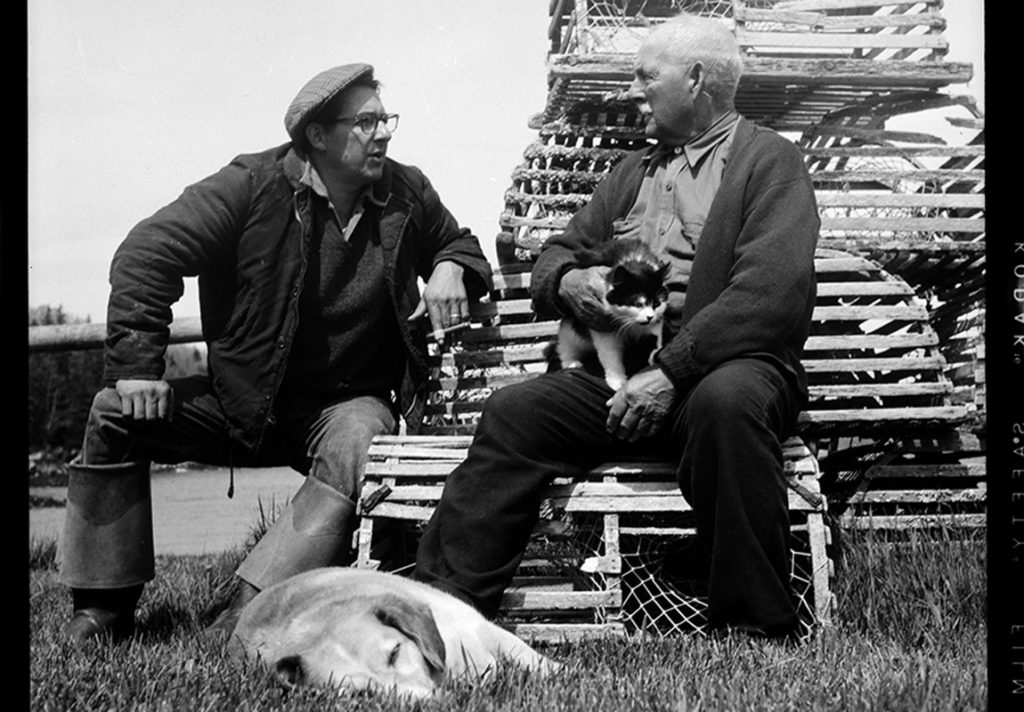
left=408, top=260, right=470, bottom=344
left=605, top=366, right=675, bottom=442
left=116, top=379, right=174, bottom=421
left=558, top=266, right=615, bottom=331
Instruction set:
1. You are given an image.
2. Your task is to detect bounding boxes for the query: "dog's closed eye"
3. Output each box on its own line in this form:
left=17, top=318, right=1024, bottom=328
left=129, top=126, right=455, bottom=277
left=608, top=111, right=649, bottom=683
left=387, top=643, right=401, bottom=667
left=274, top=654, right=305, bottom=689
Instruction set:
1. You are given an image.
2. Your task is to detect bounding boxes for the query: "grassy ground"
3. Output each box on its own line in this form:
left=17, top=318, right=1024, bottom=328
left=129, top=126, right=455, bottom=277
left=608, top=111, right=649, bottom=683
left=28, top=526, right=986, bottom=711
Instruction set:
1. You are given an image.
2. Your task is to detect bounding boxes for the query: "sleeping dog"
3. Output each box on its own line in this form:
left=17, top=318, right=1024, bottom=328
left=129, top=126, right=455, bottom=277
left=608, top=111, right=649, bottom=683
left=228, top=567, right=559, bottom=699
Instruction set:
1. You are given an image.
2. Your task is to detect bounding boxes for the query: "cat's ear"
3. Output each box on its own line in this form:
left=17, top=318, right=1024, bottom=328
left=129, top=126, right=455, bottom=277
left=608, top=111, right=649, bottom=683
left=658, top=262, right=671, bottom=280
left=610, top=264, right=630, bottom=286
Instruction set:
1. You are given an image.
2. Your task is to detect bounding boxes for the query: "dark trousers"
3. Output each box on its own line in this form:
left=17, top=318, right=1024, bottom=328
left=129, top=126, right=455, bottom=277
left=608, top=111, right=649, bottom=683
left=414, top=357, right=803, bottom=636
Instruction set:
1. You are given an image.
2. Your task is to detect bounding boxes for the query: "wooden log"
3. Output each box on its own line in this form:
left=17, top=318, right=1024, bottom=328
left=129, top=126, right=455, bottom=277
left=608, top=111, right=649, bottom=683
left=29, top=316, right=204, bottom=353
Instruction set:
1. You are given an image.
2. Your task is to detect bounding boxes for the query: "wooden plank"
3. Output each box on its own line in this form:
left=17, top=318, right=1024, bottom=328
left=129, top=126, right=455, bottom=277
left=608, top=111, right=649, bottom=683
left=361, top=502, right=435, bottom=521
left=802, top=333, right=938, bottom=350
left=805, top=511, right=835, bottom=623
left=451, top=328, right=941, bottom=352
left=737, top=7, right=944, bottom=31
left=367, top=445, right=468, bottom=460
left=837, top=513, right=986, bottom=530
left=554, top=489, right=821, bottom=513
left=865, top=463, right=986, bottom=479
left=501, top=589, right=621, bottom=610
left=547, top=54, right=972, bottom=88
left=819, top=217, right=984, bottom=233
left=815, top=281, right=915, bottom=297
left=811, top=169, right=984, bottom=183
left=737, top=30, right=947, bottom=50
left=848, top=488, right=985, bottom=505
left=812, top=304, right=929, bottom=321
left=806, top=146, right=985, bottom=161
left=473, top=301, right=930, bottom=323
left=770, top=0, right=940, bottom=12
left=808, top=382, right=951, bottom=398
left=798, top=406, right=966, bottom=424
left=373, top=435, right=473, bottom=446
left=503, top=622, right=625, bottom=643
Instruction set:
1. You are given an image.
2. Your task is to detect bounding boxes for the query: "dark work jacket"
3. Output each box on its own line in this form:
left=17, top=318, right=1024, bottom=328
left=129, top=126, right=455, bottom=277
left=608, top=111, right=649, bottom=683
left=104, top=144, right=493, bottom=452
left=531, top=117, right=820, bottom=402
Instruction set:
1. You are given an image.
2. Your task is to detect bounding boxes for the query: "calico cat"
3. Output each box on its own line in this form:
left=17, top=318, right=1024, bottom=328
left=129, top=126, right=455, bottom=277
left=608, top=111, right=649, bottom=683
left=553, top=238, right=670, bottom=391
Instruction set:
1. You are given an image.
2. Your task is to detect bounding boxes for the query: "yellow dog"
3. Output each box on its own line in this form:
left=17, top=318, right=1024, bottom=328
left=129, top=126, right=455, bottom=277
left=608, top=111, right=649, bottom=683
left=229, top=567, right=559, bottom=698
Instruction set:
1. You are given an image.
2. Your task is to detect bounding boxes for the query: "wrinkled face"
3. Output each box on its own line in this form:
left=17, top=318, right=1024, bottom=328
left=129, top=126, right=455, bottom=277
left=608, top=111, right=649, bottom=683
left=265, top=596, right=446, bottom=700
left=310, top=84, right=392, bottom=187
left=629, top=38, right=699, bottom=146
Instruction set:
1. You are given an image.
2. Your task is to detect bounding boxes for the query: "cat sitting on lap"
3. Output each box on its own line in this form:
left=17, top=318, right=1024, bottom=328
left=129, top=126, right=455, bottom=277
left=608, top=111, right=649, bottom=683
left=551, top=238, right=670, bottom=391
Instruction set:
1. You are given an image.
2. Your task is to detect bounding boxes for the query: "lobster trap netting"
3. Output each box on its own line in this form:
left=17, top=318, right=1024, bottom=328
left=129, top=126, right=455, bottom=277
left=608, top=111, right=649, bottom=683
left=496, top=504, right=824, bottom=642
left=562, top=1, right=736, bottom=56
left=617, top=511, right=821, bottom=642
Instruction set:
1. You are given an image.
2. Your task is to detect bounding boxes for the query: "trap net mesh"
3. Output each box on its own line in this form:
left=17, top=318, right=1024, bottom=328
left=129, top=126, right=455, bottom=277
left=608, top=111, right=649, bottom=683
left=501, top=503, right=819, bottom=642
left=565, top=1, right=738, bottom=55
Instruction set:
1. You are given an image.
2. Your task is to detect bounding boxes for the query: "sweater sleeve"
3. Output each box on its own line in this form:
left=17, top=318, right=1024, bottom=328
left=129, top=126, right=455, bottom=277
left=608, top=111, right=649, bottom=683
left=654, top=139, right=820, bottom=390
left=104, top=160, right=251, bottom=384
left=530, top=152, right=644, bottom=318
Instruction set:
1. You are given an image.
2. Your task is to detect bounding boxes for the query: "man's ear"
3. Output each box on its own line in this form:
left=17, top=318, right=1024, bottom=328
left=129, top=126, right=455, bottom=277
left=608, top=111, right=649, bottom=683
left=304, top=122, right=327, bottom=152
left=688, top=61, right=705, bottom=96
left=374, top=596, right=446, bottom=682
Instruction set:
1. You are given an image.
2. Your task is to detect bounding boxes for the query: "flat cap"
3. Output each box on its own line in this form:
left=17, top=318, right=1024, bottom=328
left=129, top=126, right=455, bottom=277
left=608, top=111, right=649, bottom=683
left=284, top=63, right=375, bottom=146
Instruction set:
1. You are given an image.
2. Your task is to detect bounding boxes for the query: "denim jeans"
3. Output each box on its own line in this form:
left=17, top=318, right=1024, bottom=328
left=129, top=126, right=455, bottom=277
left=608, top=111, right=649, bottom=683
left=414, top=357, right=802, bottom=636
left=80, top=375, right=397, bottom=499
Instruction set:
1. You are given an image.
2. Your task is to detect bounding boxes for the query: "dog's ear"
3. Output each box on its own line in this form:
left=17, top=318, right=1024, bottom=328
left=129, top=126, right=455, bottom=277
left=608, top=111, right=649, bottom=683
left=373, top=595, right=446, bottom=681
left=273, top=654, right=306, bottom=690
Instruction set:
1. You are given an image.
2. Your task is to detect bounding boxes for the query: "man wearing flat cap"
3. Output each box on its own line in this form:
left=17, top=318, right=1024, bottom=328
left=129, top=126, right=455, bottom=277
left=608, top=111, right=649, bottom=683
left=59, top=63, right=493, bottom=645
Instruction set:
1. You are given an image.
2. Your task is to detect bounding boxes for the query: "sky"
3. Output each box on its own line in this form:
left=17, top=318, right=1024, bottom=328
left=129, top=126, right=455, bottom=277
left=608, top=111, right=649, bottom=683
left=26, top=0, right=985, bottom=323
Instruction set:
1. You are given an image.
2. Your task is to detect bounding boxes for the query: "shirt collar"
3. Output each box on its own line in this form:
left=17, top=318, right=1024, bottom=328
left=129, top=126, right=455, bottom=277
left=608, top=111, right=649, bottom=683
left=299, top=160, right=386, bottom=208
left=643, top=111, right=740, bottom=167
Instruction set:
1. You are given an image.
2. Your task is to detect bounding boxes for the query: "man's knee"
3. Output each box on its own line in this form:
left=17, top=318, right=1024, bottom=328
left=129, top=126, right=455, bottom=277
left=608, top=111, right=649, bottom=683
left=687, top=366, right=764, bottom=426
left=80, top=388, right=130, bottom=464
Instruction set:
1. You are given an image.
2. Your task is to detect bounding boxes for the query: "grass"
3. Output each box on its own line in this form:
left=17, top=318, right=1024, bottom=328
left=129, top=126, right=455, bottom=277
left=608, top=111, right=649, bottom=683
left=29, top=525, right=987, bottom=711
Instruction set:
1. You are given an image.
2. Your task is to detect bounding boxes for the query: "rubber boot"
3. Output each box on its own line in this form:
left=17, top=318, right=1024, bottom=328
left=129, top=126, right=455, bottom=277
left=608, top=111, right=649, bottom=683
left=60, top=461, right=155, bottom=646
left=207, top=476, right=357, bottom=638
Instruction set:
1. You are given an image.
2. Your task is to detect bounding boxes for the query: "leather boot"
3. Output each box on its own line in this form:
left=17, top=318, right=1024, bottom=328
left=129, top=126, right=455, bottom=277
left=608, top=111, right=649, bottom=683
left=60, top=461, right=155, bottom=646
left=206, top=476, right=357, bottom=639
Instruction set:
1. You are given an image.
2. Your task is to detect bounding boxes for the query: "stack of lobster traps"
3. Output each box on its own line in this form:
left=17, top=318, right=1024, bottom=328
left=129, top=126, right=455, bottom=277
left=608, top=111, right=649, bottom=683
left=357, top=1, right=985, bottom=641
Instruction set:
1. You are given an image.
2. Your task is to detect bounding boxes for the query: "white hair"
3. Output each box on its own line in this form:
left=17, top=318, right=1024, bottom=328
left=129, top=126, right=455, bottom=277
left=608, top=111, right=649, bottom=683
left=647, top=12, right=743, bottom=108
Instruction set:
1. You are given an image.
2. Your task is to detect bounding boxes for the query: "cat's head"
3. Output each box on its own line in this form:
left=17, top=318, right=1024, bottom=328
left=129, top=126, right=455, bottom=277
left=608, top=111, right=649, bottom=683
left=606, top=261, right=670, bottom=326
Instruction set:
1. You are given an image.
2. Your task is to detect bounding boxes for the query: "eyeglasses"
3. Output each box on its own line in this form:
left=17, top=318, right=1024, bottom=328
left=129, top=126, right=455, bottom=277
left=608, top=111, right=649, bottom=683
left=327, top=112, right=399, bottom=135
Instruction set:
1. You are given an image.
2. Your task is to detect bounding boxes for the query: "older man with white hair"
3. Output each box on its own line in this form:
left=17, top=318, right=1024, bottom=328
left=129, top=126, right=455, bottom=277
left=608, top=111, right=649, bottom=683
left=414, top=12, right=820, bottom=641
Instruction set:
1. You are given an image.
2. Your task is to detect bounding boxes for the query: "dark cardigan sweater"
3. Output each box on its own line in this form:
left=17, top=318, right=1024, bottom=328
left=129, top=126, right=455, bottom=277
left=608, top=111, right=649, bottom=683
left=531, top=117, right=821, bottom=401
